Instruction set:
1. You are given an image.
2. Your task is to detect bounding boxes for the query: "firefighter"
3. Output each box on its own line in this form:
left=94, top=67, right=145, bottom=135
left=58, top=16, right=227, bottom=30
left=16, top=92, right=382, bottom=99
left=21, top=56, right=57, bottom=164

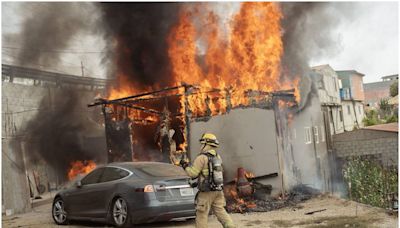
left=180, top=133, right=235, bottom=228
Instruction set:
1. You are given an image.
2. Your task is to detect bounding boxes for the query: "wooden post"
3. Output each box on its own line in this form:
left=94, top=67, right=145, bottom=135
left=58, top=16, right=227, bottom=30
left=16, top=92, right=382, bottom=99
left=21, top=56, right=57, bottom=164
left=184, top=85, right=191, bottom=159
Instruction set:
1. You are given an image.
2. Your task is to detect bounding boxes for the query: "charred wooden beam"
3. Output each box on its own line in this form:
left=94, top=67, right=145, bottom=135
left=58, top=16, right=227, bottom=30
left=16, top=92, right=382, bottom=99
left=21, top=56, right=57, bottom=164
left=108, top=85, right=184, bottom=102
left=116, top=103, right=163, bottom=115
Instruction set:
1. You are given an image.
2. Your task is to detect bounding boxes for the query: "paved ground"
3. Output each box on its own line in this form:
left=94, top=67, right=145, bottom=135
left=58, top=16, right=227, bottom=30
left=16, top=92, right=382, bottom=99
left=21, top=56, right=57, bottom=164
left=2, top=195, right=397, bottom=228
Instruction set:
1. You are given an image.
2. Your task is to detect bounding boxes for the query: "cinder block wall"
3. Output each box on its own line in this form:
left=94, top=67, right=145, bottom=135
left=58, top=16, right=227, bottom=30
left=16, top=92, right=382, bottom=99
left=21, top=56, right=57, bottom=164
left=333, top=129, right=398, bottom=167
left=2, top=82, right=104, bottom=214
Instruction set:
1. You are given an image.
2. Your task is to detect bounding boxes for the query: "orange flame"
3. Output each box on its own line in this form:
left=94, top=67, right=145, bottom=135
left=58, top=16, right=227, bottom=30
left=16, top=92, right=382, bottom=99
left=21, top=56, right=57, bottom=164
left=110, top=2, right=299, bottom=112
left=105, top=3, right=300, bottom=160
left=67, top=160, right=96, bottom=181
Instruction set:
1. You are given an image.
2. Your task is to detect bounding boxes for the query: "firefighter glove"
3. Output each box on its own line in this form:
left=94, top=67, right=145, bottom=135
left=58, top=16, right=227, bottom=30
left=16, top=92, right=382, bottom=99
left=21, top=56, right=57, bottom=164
left=179, top=159, right=189, bottom=169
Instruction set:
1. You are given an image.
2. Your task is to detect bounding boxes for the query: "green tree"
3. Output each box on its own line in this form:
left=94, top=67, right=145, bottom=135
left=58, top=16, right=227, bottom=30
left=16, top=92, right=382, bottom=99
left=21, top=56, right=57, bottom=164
left=343, top=157, right=398, bottom=208
left=379, top=98, right=392, bottom=116
left=362, top=109, right=382, bottom=126
left=390, top=82, right=398, bottom=97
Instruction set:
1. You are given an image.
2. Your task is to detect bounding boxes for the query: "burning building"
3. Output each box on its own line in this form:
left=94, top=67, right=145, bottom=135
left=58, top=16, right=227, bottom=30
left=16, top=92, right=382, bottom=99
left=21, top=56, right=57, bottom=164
left=89, top=2, right=333, bottom=197
left=3, top=1, right=347, bottom=214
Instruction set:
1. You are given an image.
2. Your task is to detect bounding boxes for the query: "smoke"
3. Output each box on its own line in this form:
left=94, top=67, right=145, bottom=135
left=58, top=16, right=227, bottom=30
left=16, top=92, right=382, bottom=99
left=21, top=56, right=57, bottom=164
left=24, top=90, right=103, bottom=180
left=14, top=2, right=96, bottom=67
left=280, top=2, right=355, bottom=109
left=97, top=3, right=181, bottom=89
left=7, top=3, right=105, bottom=180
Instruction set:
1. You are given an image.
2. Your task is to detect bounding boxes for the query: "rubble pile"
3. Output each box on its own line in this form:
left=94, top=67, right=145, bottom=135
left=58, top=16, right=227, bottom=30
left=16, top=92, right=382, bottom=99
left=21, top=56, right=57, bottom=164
left=226, top=184, right=320, bottom=213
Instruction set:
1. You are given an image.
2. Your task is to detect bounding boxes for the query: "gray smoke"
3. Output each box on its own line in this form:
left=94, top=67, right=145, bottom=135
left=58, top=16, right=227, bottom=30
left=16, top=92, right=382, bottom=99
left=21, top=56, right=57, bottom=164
left=97, top=3, right=181, bottom=88
left=280, top=2, right=355, bottom=109
left=24, top=90, right=103, bottom=180
left=10, top=3, right=105, bottom=181
left=16, top=2, right=95, bottom=67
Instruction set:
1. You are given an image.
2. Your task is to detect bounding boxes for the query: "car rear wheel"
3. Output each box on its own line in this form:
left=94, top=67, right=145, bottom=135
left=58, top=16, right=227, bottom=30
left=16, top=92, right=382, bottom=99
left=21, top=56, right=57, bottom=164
left=111, top=197, right=131, bottom=227
left=52, top=198, right=68, bottom=225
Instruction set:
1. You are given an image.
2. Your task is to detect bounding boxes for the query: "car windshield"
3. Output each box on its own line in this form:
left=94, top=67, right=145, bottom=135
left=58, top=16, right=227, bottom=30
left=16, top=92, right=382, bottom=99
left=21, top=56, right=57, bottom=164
left=136, top=163, right=187, bottom=177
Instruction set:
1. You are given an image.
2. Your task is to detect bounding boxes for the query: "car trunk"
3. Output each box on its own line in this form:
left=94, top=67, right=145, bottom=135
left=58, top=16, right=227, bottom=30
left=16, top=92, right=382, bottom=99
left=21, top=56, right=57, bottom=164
left=153, top=177, right=196, bottom=202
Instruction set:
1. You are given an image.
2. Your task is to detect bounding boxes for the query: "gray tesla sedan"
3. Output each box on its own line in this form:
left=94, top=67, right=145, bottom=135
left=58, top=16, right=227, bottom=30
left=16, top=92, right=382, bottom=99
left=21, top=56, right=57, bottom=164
left=52, top=162, right=197, bottom=227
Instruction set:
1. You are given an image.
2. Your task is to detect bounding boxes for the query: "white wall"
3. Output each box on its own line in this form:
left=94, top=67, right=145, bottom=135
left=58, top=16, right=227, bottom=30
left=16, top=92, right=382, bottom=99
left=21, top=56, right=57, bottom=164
left=189, top=108, right=283, bottom=195
left=290, top=96, right=331, bottom=192
left=342, top=100, right=365, bottom=131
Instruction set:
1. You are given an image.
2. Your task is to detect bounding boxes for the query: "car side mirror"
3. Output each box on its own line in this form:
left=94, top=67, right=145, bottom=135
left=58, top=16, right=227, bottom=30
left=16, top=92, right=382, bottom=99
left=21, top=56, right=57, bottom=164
left=76, top=180, right=82, bottom=188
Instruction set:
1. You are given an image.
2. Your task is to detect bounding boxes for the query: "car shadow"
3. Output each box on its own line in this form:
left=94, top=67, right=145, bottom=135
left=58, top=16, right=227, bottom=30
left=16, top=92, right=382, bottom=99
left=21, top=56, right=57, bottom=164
left=67, top=219, right=194, bottom=227
left=135, top=219, right=194, bottom=227
left=68, top=220, right=113, bottom=227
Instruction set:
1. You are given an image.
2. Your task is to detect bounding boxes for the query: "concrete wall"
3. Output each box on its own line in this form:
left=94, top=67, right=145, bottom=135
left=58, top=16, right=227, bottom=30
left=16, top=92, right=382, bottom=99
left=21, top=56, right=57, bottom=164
left=342, top=100, right=364, bottom=131
left=189, top=108, right=283, bottom=195
left=2, top=81, right=105, bottom=214
left=351, top=75, right=365, bottom=101
left=333, top=129, right=398, bottom=167
left=289, top=96, right=331, bottom=192
left=326, top=106, right=345, bottom=135
left=2, top=139, right=31, bottom=214
left=312, top=65, right=341, bottom=105
left=364, top=80, right=396, bottom=108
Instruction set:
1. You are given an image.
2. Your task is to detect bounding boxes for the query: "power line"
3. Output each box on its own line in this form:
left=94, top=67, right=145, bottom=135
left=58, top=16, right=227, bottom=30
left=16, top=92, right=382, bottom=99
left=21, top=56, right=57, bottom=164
left=2, top=46, right=107, bottom=54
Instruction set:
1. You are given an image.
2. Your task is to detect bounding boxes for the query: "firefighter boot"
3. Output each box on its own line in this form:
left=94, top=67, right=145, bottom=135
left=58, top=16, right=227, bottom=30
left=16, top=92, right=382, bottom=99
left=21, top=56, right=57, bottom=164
left=195, top=192, right=235, bottom=228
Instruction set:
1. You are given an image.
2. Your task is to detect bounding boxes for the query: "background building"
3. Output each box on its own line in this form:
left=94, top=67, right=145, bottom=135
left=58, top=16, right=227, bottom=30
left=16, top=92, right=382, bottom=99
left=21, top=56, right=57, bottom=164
left=363, top=74, right=398, bottom=109
left=336, top=70, right=365, bottom=131
left=312, top=65, right=344, bottom=136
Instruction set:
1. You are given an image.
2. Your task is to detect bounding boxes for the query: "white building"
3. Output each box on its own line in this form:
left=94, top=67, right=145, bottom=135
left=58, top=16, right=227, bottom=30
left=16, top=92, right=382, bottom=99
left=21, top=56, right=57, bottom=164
left=336, top=70, right=365, bottom=131
left=312, top=64, right=345, bottom=135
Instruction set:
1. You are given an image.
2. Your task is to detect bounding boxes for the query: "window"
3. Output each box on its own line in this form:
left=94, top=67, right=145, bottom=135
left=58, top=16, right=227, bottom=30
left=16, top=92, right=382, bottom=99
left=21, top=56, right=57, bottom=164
left=347, top=105, right=351, bottom=115
left=339, top=110, right=343, bottom=122
left=100, top=167, right=130, bottom=183
left=304, top=127, right=312, bottom=144
left=320, top=126, right=325, bottom=142
left=81, top=168, right=104, bottom=185
left=313, top=126, right=319, bottom=144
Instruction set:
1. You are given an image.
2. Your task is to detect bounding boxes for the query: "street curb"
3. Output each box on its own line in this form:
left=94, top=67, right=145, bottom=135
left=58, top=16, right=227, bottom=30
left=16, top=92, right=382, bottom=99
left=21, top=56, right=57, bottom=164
left=31, top=197, right=53, bottom=208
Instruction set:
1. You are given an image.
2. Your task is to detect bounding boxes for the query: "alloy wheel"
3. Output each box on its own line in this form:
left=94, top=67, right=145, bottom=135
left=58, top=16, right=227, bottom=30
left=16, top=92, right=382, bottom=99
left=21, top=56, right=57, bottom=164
left=53, top=199, right=67, bottom=224
left=113, top=198, right=128, bottom=226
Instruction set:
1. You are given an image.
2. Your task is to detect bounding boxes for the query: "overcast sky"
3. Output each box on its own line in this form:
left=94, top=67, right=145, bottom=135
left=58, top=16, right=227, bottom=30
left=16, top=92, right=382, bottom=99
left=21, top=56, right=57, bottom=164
left=2, top=2, right=399, bottom=83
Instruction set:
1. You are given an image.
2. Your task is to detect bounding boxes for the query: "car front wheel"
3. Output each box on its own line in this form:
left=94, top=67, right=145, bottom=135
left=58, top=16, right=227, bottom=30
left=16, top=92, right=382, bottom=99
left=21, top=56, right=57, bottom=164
left=111, top=197, right=131, bottom=227
left=52, top=198, right=68, bottom=225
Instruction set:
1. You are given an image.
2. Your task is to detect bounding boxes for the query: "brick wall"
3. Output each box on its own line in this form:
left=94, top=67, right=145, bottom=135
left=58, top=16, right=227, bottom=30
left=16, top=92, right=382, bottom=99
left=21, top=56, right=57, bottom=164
left=333, top=129, right=398, bottom=167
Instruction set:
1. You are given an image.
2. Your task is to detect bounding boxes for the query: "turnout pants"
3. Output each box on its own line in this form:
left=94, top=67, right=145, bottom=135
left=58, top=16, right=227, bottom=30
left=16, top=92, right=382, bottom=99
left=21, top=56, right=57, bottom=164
left=195, top=191, right=235, bottom=228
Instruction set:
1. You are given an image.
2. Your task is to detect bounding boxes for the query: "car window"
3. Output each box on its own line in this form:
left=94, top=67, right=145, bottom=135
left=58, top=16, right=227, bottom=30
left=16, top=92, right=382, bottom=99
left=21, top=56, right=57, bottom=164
left=100, top=167, right=130, bottom=183
left=81, top=168, right=104, bottom=185
left=136, top=164, right=186, bottom=177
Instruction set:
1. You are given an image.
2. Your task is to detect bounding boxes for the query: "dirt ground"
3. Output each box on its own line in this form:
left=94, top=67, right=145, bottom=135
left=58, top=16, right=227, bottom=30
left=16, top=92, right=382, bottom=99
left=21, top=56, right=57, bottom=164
left=2, top=195, right=398, bottom=228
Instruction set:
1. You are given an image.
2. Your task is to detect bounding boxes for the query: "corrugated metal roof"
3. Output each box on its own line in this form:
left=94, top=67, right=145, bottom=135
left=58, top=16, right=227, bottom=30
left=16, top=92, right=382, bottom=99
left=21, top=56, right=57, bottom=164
left=363, top=122, right=398, bottom=132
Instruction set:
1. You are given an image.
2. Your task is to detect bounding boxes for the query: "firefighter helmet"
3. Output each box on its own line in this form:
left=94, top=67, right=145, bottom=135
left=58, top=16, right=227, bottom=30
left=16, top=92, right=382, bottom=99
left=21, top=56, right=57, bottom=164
left=199, top=133, right=219, bottom=147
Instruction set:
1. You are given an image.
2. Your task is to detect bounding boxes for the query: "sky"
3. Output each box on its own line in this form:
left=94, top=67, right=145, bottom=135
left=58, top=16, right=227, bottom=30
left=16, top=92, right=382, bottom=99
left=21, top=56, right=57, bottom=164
left=310, top=2, right=399, bottom=83
left=1, top=2, right=399, bottom=83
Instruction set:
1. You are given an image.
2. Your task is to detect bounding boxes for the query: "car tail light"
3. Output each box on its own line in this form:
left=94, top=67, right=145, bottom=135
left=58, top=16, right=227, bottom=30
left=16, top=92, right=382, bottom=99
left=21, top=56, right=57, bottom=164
left=135, top=184, right=154, bottom=192
left=144, top=185, right=154, bottom=192
left=135, top=185, right=154, bottom=193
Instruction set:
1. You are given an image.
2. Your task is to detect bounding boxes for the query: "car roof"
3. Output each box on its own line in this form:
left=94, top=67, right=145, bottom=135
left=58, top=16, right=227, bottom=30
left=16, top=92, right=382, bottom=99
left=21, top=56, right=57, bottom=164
left=106, top=161, right=175, bottom=172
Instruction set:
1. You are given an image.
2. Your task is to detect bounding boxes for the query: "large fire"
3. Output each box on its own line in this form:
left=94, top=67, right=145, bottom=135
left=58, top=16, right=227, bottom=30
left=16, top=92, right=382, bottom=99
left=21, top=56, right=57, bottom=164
left=108, top=2, right=298, bottom=108
left=67, top=160, right=96, bottom=181
left=103, top=3, right=299, bottom=160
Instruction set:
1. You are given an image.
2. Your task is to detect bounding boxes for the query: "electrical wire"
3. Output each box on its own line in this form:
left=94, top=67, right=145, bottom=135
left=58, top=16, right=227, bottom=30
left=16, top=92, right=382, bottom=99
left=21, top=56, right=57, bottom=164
left=2, top=46, right=107, bottom=54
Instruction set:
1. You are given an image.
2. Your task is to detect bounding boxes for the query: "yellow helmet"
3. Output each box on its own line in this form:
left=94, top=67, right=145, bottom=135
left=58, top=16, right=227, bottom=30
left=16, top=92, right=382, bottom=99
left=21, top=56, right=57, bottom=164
left=199, top=133, right=219, bottom=147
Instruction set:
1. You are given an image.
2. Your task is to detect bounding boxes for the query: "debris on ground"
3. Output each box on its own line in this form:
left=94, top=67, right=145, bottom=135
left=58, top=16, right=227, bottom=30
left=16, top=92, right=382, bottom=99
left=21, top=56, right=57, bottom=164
left=226, top=184, right=320, bottom=213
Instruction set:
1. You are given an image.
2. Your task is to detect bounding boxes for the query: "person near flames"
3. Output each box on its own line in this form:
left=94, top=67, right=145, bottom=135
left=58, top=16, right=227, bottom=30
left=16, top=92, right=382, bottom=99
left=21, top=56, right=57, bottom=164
left=179, top=133, right=235, bottom=228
